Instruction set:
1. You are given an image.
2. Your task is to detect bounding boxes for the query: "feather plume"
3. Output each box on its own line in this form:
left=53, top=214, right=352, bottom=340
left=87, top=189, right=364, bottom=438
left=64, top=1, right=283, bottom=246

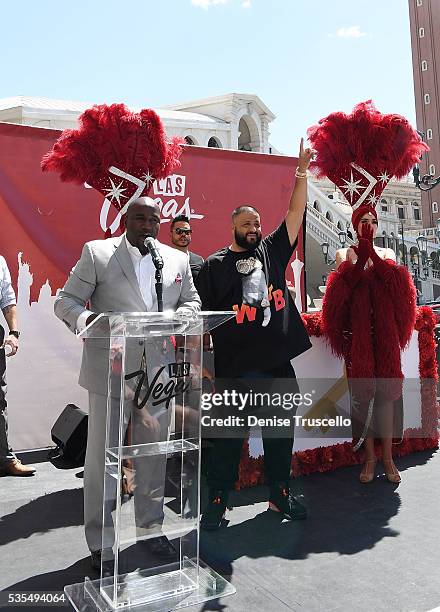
left=307, top=100, right=428, bottom=183
left=41, top=103, right=183, bottom=204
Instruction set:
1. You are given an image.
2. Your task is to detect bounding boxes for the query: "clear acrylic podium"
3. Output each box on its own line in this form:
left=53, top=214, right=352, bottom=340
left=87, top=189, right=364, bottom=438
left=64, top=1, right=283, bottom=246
left=65, top=311, right=236, bottom=611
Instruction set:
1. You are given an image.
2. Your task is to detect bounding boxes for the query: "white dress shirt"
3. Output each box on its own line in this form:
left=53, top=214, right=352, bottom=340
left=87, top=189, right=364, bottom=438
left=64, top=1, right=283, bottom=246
left=76, top=235, right=159, bottom=332
left=124, top=235, right=155, bottom=310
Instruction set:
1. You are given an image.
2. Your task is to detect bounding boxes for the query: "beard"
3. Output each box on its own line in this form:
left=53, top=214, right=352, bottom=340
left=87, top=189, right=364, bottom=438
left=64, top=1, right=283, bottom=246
left=234, top=229, right=262, bottom=251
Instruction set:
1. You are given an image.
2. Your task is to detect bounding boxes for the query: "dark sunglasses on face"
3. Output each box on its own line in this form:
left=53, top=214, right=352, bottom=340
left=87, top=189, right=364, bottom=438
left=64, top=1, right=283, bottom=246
left=175, top=228, right=192, bottom=235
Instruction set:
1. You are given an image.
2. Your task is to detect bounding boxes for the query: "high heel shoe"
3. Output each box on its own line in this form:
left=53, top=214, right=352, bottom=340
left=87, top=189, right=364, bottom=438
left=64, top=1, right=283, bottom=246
left=359, top=459, right=376, bottom=483
left=383, top=460, right=401, bottom=484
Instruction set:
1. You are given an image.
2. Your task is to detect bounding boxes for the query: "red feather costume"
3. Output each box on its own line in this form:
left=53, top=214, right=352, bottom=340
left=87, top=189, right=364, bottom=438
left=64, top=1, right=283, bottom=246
left=41, top=103, right=182, bottom=235
left=307, top=101, right=427, bottom=447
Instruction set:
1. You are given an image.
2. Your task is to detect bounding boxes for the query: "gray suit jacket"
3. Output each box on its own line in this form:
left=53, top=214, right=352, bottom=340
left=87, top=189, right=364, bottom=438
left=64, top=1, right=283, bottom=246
left=55, top=235, right=201, bottom=395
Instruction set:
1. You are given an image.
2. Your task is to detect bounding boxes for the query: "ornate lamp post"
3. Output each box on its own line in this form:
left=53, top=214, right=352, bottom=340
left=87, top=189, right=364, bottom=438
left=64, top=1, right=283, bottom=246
left=413, top=164, right=440, bottom=192
left=338, top=230, right=347, bottom=248
left=416, top=234, right=428, bottom=269
left=413, top=130, right=440, bottom=192
left=398, top=220, right=407, bottom=267
left=321, top=231, right=348, bottom=266
left=412, top=254, right=421, bottom=305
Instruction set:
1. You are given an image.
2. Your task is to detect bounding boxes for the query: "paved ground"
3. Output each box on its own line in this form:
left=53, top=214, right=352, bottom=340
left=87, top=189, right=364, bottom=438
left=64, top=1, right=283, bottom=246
left=1, top=448, right=440, bottom=611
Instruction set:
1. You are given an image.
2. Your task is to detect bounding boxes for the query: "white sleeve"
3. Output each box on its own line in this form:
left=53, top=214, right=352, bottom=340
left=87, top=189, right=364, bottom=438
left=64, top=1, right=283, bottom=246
left=76, top=309, right=94, bottom=333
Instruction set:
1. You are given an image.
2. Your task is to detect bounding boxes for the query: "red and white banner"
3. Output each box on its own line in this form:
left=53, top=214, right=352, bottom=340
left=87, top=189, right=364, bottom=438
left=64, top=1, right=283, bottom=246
left=0, top=123, right=305, bottom=450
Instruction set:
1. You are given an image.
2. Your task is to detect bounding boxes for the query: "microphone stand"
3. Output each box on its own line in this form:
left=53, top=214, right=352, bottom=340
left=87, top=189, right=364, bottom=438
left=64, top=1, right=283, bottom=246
left=154, top=265, right=163, bottom=312
left=144, top=237, right=164, bottom=312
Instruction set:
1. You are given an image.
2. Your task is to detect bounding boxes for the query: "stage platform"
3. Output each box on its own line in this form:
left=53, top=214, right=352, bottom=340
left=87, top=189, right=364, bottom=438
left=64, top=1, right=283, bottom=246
left=1, top=448, right=440, bottom=612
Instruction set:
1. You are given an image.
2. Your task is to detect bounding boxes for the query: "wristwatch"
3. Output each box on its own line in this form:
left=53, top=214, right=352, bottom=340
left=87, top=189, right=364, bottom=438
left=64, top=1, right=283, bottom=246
left=9, top=330, right=20, bottom=339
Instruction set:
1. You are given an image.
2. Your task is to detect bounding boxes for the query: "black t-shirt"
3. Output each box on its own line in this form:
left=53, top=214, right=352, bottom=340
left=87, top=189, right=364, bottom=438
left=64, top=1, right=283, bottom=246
left=196, top=221, right=311, bottom=377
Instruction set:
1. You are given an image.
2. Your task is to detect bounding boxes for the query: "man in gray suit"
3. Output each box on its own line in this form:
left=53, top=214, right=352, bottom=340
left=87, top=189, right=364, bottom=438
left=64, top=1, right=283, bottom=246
left=55, top=197, right=200, bottom=570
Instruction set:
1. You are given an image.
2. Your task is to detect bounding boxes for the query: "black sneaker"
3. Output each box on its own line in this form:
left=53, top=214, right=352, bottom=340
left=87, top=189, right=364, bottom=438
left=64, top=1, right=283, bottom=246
left=200, top=489, right=229, bottom=531
left=268, top=483, right=307, bottom=520
left=141, top=536, right=177, bottom=561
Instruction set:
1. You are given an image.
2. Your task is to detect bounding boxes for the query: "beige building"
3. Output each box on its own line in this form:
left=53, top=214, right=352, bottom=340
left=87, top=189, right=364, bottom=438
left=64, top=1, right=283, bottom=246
left=0, top=93, right=275, bottom=154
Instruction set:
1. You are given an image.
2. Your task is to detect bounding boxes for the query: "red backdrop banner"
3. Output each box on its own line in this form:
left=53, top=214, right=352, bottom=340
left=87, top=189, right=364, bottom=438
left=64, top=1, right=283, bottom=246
left=0, top=122, right=305, bottom=308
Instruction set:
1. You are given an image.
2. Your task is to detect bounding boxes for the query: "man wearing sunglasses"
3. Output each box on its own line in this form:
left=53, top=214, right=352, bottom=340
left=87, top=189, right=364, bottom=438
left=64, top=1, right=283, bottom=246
left=170, top=215, right=204, bottom=281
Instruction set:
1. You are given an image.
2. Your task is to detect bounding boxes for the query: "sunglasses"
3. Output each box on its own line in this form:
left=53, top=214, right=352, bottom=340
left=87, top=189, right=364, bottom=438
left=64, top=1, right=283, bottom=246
left=175, top=228, right=192, bottom=235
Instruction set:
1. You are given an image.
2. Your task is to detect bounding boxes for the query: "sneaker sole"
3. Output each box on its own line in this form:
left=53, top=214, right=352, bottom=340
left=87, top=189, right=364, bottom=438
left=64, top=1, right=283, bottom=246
left=268, top=502, right=307, bottom=520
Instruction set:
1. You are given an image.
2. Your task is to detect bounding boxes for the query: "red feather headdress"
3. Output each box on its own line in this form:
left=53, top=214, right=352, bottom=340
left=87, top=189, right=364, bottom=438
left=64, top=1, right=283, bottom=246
left=307, top=101, right=428, bottom=228
left=41, top=103, right=182, bottom=219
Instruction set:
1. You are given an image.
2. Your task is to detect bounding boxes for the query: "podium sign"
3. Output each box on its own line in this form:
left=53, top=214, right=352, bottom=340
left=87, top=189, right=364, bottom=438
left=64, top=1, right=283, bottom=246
left=65, top=311, right=236, bottom=611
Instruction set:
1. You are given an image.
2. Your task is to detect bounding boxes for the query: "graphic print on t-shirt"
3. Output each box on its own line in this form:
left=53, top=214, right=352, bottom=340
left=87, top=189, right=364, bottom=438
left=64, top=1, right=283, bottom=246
left=233, top=281, right=286, bottom=325
left=235, top=256, right=272, bottom=326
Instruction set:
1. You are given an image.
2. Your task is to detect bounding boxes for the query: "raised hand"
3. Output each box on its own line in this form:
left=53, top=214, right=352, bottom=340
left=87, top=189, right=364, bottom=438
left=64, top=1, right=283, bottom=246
left=352, top=243, right=370, bottom=269
left=298, top=138, right=315, bottom=172
left=360, top=222, right=374, bottom=243
left=352, top=227, right=374, bottom=269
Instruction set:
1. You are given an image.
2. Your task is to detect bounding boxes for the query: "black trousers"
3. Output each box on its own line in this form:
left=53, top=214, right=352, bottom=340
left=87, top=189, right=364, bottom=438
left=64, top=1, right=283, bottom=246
left=206, top=362, right=298, bottom=491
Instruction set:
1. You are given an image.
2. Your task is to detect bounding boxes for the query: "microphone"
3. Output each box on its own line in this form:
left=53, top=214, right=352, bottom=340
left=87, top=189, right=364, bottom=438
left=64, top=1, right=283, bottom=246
left=144, top=237, right=164, bottom=270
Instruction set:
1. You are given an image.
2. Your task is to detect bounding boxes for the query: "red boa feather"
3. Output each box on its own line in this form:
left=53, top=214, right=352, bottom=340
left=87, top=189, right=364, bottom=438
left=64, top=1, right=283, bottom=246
left=41, top=103, right=182, bottom=192
left=307, top=100, right=428, bottom=185
left=322, top=261, right=416, bottom=397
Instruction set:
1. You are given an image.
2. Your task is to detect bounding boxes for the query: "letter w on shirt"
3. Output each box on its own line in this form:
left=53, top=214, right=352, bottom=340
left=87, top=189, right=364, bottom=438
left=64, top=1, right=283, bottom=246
left=233, top=303, right=257, bottom=324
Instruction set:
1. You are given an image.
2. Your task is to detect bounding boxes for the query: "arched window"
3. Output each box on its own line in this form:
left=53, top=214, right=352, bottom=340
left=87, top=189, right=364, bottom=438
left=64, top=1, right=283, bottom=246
left=184, top=136, right=196, bottom=145
left=313, top=200, right=321, bottom=212
left=325, top=210, right=334, bottom=223
left=238, top=115, right=260, bottom=152
left=412, top=201, right=421, bottom=222
left=208, top=136, right=222, bottom=148
left=421, top=60, right=428, bottom=71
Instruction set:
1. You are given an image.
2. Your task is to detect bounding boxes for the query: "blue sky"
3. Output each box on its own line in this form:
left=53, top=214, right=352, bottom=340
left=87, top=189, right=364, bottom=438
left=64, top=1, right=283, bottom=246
left=0, top=0, right=415, bottom=155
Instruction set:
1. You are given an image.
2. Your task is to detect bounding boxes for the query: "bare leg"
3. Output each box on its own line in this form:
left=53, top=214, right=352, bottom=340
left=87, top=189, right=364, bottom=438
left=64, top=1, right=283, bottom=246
left=359, top=436, right=376, bottom=483
left=379, top=399, right=401, bottom=483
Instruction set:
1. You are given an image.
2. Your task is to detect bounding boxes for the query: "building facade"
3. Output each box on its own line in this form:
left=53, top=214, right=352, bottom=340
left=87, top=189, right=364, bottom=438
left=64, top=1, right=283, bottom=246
left=408, top=0, right=440, bottom=227
left=312, top=175, right=422, bottom=237
left=0, top=93, right=275, bottom=154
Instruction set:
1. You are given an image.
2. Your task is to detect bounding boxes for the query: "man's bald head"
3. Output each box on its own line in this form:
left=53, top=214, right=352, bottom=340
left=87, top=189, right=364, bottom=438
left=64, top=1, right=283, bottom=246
left=126, top=197, right=160, bottom=217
